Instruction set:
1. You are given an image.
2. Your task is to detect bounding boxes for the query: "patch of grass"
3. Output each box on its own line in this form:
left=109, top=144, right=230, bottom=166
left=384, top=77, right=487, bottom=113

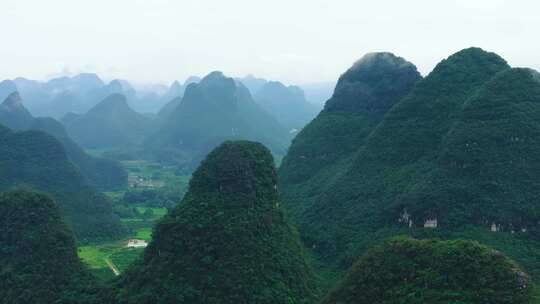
left=78, top=245, right=110, bottom=269
left=78, top=205, right=166, bottom=281
left=79, top=240, right=141, bottom=280
left=135, top=227, right=153, bottom=241
left=104, top=191, right=124, bottom=201
left=110, top=248, right=144, bottom=272
left=135, top=206, right=167, bottom=218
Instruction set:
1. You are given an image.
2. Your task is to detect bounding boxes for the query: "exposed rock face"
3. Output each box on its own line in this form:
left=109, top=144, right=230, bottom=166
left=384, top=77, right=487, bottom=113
left=117, top=141, right=319, bottom=303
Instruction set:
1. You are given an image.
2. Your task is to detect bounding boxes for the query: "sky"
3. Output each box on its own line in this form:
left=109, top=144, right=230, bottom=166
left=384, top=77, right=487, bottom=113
left=1, top=0, right=539, bottom=86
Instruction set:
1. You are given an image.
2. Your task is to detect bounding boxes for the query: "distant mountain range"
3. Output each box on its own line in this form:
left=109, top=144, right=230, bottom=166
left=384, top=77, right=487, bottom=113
left=1, top=72, right=325, bottom=118
left=0, top=71, right=322, bottom=170
left=0, top=92, right=34, bottom=129
left=0, top=74, right=202, bottom=118
left=64, top=93, right=155, bottom=149
left=0, top=122, right=124, bottom=240
left=147, top=71, right=293, bottom=168
left=0, top=92, right=127, bottom=191
left=254, top=81, right=319, bottom=130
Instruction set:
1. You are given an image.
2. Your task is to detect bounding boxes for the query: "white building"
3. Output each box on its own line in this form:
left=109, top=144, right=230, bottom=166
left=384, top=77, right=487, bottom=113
left=127, top=239, right=148, bottom=248
left=424, top=218, right=438, bottom=228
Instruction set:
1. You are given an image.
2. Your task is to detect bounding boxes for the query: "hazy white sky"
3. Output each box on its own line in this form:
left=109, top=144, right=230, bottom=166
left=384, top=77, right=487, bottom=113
left=1, top=0, right=539, bottom=85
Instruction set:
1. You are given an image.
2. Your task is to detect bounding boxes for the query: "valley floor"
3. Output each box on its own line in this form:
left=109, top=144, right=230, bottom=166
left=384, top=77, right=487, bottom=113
left=78, top=207, right=166, bottom=280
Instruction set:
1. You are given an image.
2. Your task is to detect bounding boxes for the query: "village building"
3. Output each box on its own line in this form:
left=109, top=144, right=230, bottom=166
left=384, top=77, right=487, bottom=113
left=424, top=218, right=438, bottom=228
left=127, top=239, right=148, bottom=248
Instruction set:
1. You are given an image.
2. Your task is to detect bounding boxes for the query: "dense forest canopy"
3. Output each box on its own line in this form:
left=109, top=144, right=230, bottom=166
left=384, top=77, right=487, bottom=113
left=116, top=141, right=319, bottom=303
left=0, top=124, right=124, bottom=241
left=279, top=52, right=422, bottom=220
left=279, top=48, right=540, bottom=286
left=321, top=237, right=533, bottom=304
left=0, top=190, right=103, bottom=304
left=2, top=45, right=540, bottom=304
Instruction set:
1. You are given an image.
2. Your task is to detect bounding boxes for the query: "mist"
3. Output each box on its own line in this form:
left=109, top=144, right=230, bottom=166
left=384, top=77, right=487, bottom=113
left=1, top=0, right=539, bottom=86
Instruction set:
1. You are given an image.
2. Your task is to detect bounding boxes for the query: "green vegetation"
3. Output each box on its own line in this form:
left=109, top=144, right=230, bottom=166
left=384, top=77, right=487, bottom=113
left=65, top=93, right=154, bottom=149
left=0, top=92, right=33, bottom=129
left=30, top=117, right=127, bottom=191
left=254, top=81, right=319, bottom=130
left=146, top=71, right=291, bottom=169
left=78, top=206, right=166, bottom=280
left=78, top=242, right=145, bottom=281
left=0, top=124, right=124, bottom=241
left=6, top=48, right=540, bottom=303
left=0, top=190, right=102, bottom=303
left=119, top=159, right=189, bottom=207
left=279, top=52, right=421, bottom=220
left=0, top=91, right=128, bottom=191
left=110, top=249, right=145, bottom=273
left=321, top=237, right=533, bottom=304
left=117, top=141, right=319, bottom=303
left=279, top=47, right=540, bottom=292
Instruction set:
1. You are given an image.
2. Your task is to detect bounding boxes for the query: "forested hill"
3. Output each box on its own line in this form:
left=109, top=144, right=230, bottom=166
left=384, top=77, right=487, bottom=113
left=0, top=92, right=127, bottom=191
left=254, top=81, right=319, bottom=130
left=279, top=52, right=422, bottom=219
left=30, top=117, right=127, bottom=191
left=278, top=48, right=540, bottom=281
left=117, top=141, right=319, bottom=303
left=0, top=190, right=104, bottom=303
left=321, top=237, right=533, bottom=304
left=0, top=124, right=124, bottom=241
left=65, top=93, right=153, bottom=149
left=0, top=92, right=33, bottom=130
left=147, top=71, right=290, bottom=168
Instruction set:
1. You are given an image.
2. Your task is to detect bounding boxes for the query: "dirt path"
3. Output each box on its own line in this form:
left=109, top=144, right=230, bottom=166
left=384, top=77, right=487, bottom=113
left=105, top=258, right=120, bottom=276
